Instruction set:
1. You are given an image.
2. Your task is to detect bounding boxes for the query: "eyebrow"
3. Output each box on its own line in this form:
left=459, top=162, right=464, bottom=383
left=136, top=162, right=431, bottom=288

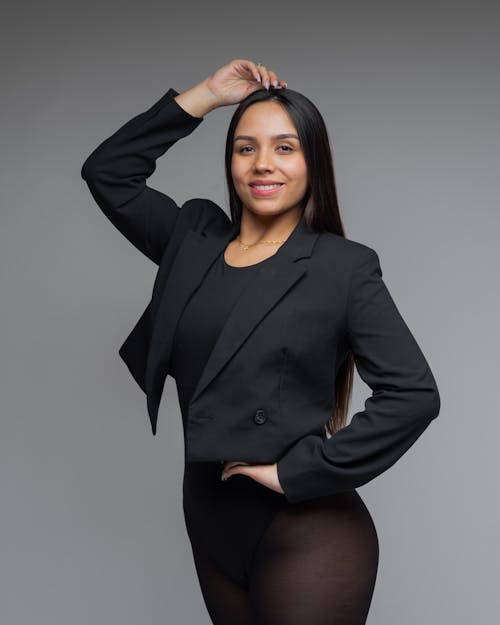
left=234, top=133, right=300, bottom=142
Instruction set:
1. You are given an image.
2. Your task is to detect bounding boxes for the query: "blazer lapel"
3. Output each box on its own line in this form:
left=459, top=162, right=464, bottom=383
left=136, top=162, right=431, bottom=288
left=188, top=258, right=305, bottom=408
left=145, top=210, right=320, bottom=426
left=145, top=221, right=239, bottom=397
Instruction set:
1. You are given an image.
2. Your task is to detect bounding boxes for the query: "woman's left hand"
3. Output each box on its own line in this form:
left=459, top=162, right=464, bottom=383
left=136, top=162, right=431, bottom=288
left=221, top=461, right=285, bottom=495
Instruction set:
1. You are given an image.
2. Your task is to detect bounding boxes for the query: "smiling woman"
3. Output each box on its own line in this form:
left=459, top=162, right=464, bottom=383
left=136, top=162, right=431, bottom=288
left=178, top=66, right=385, bottom=624
left=231, top=102, right=308, bottom=219
left=81, top=57, right=439, bottom=625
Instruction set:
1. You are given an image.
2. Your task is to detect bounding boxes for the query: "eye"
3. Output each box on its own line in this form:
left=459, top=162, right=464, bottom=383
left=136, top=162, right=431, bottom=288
left=236, top=145, right=294, bottom=154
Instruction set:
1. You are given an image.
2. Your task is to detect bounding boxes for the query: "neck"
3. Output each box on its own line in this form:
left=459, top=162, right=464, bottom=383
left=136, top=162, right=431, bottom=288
left=238, top=208, right=303, bottom=245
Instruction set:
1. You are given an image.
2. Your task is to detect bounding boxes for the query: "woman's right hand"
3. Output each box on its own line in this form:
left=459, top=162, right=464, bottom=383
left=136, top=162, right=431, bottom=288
left=205, top=58, right=287, bottom=107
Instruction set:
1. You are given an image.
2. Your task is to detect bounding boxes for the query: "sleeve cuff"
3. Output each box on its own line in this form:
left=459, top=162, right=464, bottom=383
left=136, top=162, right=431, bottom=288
left=164, top=87, right=205, bottom=122
left=276, top=433, right=327, bottom=504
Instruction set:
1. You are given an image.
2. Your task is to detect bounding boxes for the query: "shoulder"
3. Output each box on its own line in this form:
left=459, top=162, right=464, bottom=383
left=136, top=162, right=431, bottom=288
left=313, top=231, right=381, bottom=275
left=175, top=197, right=233, bottom=236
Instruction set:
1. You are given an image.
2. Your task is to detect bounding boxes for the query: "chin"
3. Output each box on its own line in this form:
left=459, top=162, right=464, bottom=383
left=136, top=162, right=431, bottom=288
left=250, top=205, right=293, bottom=218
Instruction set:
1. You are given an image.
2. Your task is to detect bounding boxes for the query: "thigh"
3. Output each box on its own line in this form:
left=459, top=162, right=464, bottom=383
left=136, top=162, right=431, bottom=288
left=187, top=523, right=252, bottom=625
left=248, top=490, right=379, bottom=625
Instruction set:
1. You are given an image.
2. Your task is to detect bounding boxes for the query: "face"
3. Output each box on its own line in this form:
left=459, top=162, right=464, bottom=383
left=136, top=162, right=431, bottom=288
left=231, top=101, right=309, bottom=219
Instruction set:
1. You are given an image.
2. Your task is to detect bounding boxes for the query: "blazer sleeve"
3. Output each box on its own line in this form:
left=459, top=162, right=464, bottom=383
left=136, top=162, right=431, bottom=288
left=276, top=246, right=441, bottom=504
left=80, top=87, right=204, bottom=265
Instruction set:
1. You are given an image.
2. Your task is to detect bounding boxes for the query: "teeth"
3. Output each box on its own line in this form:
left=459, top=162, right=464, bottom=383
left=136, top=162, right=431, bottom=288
left=253, top=184, right=282, bottom=190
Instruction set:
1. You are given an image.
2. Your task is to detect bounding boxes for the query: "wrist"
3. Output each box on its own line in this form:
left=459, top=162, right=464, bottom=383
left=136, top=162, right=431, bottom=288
left=174, top=78, right=220, bottom=118
left=198, top=77, right=222, bottom=112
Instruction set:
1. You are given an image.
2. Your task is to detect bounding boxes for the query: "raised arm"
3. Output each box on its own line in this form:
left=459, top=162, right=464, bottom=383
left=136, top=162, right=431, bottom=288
left=80, top=59, right=284, bottom=266
left=80, top=80, right=219, bottom=264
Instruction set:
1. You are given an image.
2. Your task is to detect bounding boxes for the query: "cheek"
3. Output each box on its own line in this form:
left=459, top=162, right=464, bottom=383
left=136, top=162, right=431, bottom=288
left=287, top=161, right=308, bottom=189
left=231, top=159, right=246, bottom=186
left=231, top=171, right=248, bottom=201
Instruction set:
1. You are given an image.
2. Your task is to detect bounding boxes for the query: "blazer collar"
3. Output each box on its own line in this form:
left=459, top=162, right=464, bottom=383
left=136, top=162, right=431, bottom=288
left=145, top=209, right=320, bottom=422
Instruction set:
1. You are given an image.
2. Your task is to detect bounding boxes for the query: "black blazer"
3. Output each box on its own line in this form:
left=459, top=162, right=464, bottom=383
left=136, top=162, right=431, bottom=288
left=81, top=87, right=440, bottom=504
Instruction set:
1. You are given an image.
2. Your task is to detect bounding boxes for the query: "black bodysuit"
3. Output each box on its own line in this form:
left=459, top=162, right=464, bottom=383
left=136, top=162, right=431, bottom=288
left=171, top=249, right=380, bottom=625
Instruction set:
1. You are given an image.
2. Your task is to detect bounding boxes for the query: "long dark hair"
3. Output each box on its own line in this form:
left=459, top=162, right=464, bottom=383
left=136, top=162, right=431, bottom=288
left=224, top=87, right=355, bottom=437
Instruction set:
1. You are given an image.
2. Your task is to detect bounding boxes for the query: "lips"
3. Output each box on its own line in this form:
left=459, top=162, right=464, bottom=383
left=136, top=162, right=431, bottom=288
left=249, top=182, right=284, bottom=197
left=249, top=180, right=284, bottom=186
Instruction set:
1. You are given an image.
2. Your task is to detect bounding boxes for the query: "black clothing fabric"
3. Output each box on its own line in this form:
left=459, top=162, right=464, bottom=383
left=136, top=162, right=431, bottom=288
left=79, top=86, right=440, bottom=623
left=174, top=249, right=379, bottom=622
left=171, top=250, right=267, bottom=424
left=184, top=472, right=379, bottom=625
left=80, top=87, right=440, bottom=506
left=172, top=248, right=285, bottom=583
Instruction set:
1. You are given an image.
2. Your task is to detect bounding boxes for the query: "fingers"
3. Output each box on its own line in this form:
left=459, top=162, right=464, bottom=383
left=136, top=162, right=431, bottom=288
left=266, top=67, right=287, bottom=90
left=244, top=60, right=287, bottom=90
left=224, top=460, right=250, bottom=471
left=256, top=63, right=287, bottom=90
left=245, top=60, right=263, bottom=84
left=221, top=460, right=251, bottom=480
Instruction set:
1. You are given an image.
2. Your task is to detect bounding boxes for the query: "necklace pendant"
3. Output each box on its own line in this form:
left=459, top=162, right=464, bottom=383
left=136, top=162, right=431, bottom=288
left=242, top=244, right=249, bottom=251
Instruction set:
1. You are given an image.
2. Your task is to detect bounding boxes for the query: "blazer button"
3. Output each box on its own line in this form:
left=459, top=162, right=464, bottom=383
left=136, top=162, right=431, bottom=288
left=253, top=409, right=267, bottom=425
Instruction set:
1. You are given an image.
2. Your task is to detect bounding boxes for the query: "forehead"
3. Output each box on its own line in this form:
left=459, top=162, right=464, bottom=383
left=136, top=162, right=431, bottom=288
left=234, top=101, right=297, bottom=136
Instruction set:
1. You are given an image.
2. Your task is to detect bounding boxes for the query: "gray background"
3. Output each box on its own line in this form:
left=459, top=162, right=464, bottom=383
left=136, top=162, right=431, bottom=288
left=1, top=0, right=499, bottom=623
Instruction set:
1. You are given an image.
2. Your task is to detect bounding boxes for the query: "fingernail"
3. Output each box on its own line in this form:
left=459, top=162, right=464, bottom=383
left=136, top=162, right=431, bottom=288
left=272, top=79, right=278, bottom=87
left=256, top=74, right=261, bottom=83
left=265, top=79, right=270, bottom=90
left=221, top=473, right=227, bottom=481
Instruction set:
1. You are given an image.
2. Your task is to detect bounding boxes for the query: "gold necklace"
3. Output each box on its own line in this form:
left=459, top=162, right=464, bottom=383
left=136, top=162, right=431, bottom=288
left=237, top=235, right=287, bottom=251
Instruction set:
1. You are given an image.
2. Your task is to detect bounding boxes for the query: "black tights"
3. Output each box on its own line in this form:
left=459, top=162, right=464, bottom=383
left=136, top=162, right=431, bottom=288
left=188, top=490, right=379, bottom=625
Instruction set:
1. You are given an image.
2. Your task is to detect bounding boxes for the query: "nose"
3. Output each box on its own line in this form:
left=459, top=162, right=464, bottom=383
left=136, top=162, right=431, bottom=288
left=254, top=148, right=274, bottom=172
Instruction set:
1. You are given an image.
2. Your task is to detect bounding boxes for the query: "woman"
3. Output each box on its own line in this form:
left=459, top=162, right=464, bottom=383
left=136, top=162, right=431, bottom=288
left=81, top=58, right=440, bottom=624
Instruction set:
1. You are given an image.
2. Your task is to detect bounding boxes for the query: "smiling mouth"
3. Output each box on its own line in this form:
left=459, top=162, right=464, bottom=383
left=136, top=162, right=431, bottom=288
left=249, top=183, right=285, bottom=197
left=250, top=183, right=284, bottom=189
